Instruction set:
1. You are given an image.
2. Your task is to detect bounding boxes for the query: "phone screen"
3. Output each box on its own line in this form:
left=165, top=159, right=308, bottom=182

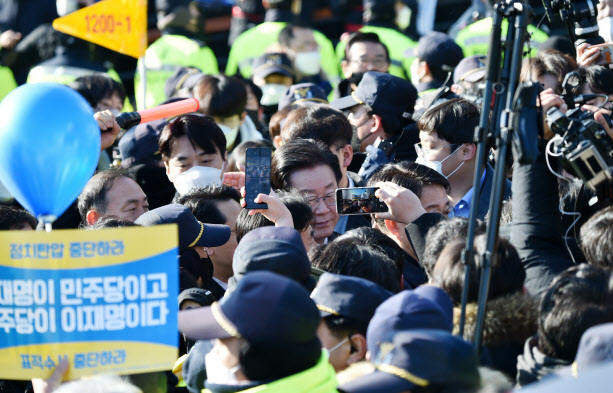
left=245, top=148, right=271, bottom=209
left=336, top=187, right=389, bottom=215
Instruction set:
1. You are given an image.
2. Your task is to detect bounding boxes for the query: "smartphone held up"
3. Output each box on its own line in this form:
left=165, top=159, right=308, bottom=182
left=244, top=147, right=271, bottom=209
left=336, top=187, right=388, bottom=215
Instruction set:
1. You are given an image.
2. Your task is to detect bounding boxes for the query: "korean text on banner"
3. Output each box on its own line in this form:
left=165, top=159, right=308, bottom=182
left=0, top=224, right=179, bottom=380
left=52, top=0, right=147, bottom=59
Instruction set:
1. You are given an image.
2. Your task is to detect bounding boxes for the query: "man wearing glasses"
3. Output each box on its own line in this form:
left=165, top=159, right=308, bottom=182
left=272, top=138, right=343, bottom=244
left=416, top=98, right=512, bottom=219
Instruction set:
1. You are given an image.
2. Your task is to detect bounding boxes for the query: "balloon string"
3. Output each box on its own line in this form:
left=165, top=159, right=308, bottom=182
left=44, top=222, right=52, bottom=232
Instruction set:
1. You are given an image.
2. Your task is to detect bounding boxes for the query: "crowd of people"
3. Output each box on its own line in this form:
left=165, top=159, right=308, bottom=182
left=3, top=0, right=613, bottom=392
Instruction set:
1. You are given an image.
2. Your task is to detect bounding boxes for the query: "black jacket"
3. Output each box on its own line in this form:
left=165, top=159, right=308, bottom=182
left=510, top=145, right=574, bottom=297
left=476, top=163, right=512, bottom=220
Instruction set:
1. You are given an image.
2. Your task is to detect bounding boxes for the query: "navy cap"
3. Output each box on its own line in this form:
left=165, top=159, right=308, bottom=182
left=228, top=226, right=315, bottom=292
left=178, top=271, right=320, bottom=344
left=164, top=66, right=204, bottom=99
left=251, top=53, right=294, bottom=80
left=453, top=55, right=487, bottom=84
left=135, top=204, right=231, bottom=249
left=417, top=32, right=464, bottom=71
left=557, top=322, right=613, bottom=377
left=366, top=286, right=453, bottom=354
left=339, top=329, right=480, bottom=393
left=277, top=83, right=328, bottom=111
left=311, top=273, right=392, bottom=325
left=332, top=71, right=416, bottom=122
left=119, top=120, right=163, bottom=168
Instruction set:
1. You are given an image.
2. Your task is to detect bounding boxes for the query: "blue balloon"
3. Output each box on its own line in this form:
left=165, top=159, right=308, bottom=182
left=0, top=83, right=100, bottom=221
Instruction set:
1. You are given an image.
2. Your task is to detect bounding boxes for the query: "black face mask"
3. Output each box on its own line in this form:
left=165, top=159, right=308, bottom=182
left=350, top=114, right=376, bottom=152
left=179, top=248, right=214, bottom=284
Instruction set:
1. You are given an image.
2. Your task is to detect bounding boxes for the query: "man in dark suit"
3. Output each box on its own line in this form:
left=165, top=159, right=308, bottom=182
left=281, top=104, right=371, bottom=234
left=416, top=98, right=511, bottom=220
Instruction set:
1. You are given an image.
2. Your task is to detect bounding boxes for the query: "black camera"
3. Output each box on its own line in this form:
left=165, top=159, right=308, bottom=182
left=542, top=0, right=604, bottom=46
left=546, top=106, right=613, bottom=192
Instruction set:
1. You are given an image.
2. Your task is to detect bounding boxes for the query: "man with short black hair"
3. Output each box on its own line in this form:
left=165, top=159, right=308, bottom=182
left=77, top=168, right=149, bottom=225
left=416, top=98, right=511, bottom=219
left=368, top=161, right=452, bottom=289
left=517, top=264, right=613, bottom=386
left=272, top=139, right=342, bottom=244
left=159, top=114, right=228, bottom=192
left=280, top=105, right=370, bottom=236
left=194, top=75, right=263, bottom=152
left=335, top=32, right=391, bottom=99
left=281, top=105, right=357, bottom=189
left=580, top=205, right=613, bottom=269
left=0, top=206, right=36, bottom=230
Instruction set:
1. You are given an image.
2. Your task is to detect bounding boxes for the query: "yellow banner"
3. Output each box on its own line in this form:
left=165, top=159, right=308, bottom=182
left=52, top=0, right=147, bottom=58
left=0, top=224, right=178, bottom=269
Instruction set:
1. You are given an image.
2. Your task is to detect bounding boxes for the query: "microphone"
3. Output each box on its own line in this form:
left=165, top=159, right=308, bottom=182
left=573, top=94, right=599, bottom=104
left=110, top=98, right=200, bottom=130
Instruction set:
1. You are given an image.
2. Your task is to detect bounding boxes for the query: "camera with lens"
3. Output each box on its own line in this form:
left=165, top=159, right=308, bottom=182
left=546, top=105, right=613, bottom=192
left=541, top=0, right=604, bottom=46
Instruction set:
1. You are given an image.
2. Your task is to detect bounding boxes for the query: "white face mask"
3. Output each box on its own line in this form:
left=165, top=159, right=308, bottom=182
left=260, top=84, right=289, bottom=106
left=173, top=166, right=222, bottom=195
left=396, top=5, right=411, bottom=31
left=415, top=145, right=464, bottom=179
left=294, top=51, right=321, bottom=75
left=324, top=337, right=349, bottom=357
left=204, top=349, right=241, bottom=385
left=598, top=17, right=613, bottom=43
left=409, top=58, right=421, bottom=84
left=56, top=0, right=79, bottom=16
left=216, top=123, right=240, bottom=148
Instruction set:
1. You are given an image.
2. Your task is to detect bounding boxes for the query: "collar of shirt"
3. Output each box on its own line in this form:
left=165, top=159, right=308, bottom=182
left=212, top=277, right=228, bottom=290
left=333, top=174, right=355, bottom=235
left=454, top=169, right=487, bottom=218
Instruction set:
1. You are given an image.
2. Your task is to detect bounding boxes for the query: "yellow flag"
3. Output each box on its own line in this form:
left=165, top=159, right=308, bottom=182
left=52, top=0, right=147, bottom=59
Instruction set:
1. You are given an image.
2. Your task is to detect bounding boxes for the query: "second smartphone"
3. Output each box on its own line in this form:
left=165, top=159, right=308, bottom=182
left=336, top=187, right=389, bottom=215
left=244, top=147, right=272, bottom=209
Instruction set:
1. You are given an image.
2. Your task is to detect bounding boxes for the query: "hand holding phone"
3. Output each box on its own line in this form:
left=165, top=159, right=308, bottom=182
left=336, top=187, right=389, bottom=215
left=244, top=147, right=271, bottom=209
left=374, top=182, right=426, bottom=225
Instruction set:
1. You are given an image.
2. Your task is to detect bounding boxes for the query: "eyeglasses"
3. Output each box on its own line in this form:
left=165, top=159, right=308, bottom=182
left=414, top=143, right=454, bottom=160
left=350, top=57, right=388, bottom=68
left=305, top=191, right=336, bottom=208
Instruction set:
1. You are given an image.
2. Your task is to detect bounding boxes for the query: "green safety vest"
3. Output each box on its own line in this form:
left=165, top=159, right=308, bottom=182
left=455, top=17, right=549, bottom=58
left=335, top=25, right=418, bottom=80
left=202, top=352, right=338, bottom=393
left=27, top=66, right=132, bottom=112
left=225, top=22, right=339, bottom=85
left=0, top=66, right=17, bottom=101
left=134, top=34, right=219, bottom=110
